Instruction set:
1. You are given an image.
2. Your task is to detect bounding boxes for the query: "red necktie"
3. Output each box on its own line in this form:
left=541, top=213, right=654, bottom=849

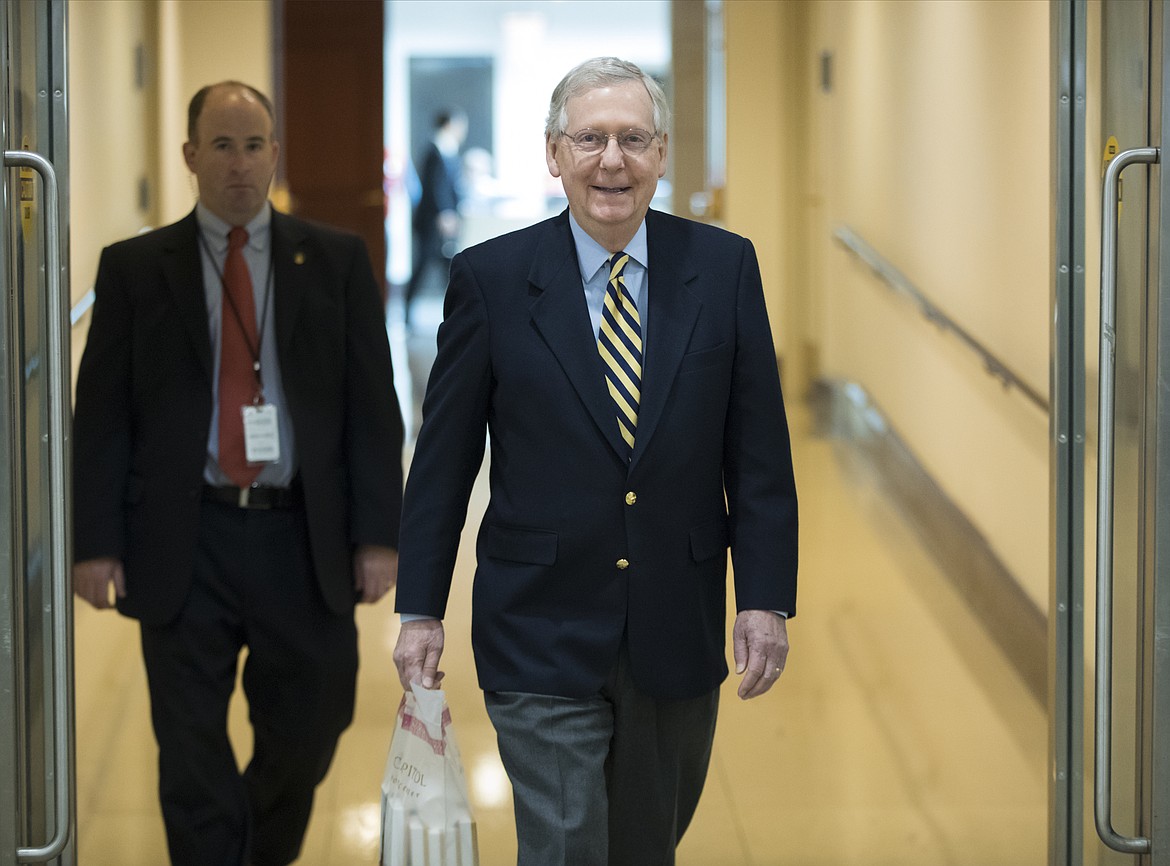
left=218, top=226, right=261, bottom=487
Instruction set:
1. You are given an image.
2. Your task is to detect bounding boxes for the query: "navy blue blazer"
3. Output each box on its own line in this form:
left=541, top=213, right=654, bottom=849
left=395, top=208, right=797, bottom=700
left=73, top=208, right=404, bottom=625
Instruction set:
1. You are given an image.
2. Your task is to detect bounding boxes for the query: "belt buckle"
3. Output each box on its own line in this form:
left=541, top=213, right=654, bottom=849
left=238, top=486, right=252, bottom=508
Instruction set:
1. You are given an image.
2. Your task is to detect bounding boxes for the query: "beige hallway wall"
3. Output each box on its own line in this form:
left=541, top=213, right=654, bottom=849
left=68, top=0, right=156, bottom=313
left=724, top=0, right=1051, bottom=612
left=68, top=0, right=272, bottom=345
left=723, top=0, right=812, bottom=389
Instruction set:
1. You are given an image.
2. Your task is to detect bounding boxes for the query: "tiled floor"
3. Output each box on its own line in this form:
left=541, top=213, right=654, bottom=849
left=72, top=303, right=1047, bottom=865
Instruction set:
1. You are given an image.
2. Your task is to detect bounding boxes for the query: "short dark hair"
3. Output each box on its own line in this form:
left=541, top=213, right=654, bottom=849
left=187, top=81, right=275, bottom=142
left=434, top=107, right=467, bottom=130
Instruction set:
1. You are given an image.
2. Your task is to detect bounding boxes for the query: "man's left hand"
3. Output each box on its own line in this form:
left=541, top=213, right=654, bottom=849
left=733, top=609, right=790, bottom=700
left=353, top=544, right=398, bottom=604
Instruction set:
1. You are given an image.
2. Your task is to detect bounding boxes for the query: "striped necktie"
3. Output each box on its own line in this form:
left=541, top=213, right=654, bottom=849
left=598, top=252, right=642, bottom=458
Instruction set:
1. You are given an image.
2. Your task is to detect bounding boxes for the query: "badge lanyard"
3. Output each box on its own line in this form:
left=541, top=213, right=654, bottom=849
left=197, top=227, right=276, bottom=402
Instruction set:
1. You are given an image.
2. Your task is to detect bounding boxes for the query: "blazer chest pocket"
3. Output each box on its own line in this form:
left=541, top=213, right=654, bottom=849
left=678, top=342, right=728, bottom=375
left=689, top=518, right=729, bottom=562
left=483, top=525, right=558, bottom=565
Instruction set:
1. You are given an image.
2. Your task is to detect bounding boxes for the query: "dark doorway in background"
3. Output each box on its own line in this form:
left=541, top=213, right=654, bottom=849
left=408, top=55, right=494, bottom=175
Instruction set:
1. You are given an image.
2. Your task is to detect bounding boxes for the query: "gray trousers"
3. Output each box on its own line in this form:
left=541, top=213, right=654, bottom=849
left=484, top=647, right=719, bottom=866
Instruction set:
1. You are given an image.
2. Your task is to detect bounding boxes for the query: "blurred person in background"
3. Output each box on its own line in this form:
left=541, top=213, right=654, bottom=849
left=404, top=106, right=467, bottom=327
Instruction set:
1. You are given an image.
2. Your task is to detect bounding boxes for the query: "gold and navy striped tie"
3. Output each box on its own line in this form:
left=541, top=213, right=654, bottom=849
left=598, top=252, right=642, bottom=457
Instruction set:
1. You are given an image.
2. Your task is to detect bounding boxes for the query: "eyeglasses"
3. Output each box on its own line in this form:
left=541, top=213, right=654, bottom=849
left=561, top=128, right=658, bottom=156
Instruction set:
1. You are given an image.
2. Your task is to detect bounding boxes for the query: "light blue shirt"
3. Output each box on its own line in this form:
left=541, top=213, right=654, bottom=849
left=196, top=202, right=297, bottom=488
left=568, top=212, right=649, bottom=347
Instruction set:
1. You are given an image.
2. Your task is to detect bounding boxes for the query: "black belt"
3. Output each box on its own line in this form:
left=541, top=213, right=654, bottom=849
left=202, top=483, right=302, bottom=510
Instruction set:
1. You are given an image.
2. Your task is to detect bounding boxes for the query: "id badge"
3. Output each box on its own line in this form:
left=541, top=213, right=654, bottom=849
left=242, top=403, right=281, bottom=464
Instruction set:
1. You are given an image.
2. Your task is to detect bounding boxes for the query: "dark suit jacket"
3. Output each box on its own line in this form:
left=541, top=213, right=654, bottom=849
left=412, top=141, right=462, bottom=232
left=73, top=208, right=404, bottom=626
left=395, top=208, right=797, bottom=700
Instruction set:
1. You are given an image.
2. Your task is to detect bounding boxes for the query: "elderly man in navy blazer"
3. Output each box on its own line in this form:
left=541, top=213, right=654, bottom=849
left=73, top=81, right=404, bottom=866
left=393, top=57, right=798, bottom=866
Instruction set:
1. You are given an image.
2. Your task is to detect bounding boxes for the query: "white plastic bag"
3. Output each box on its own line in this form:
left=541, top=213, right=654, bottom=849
left=380, top=684, right=479, bottom=866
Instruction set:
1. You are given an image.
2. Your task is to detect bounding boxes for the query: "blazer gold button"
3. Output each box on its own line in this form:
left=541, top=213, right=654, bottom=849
left=616, top=558, right=629, bottom=570
left=625, top=491, right=637, bottom=505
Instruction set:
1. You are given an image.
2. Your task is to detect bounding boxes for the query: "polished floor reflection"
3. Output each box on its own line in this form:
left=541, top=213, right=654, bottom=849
left=73, top=305, right=1046, bottom=865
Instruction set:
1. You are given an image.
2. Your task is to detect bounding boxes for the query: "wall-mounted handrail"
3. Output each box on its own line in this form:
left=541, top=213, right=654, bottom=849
left=833, top=225, right=1049, bottom=414
left=70, top=288, right=94, bottom=327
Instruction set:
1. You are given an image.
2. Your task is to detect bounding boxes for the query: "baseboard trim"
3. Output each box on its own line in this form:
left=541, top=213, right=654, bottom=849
left=810, top=379, right=1047, bottom=705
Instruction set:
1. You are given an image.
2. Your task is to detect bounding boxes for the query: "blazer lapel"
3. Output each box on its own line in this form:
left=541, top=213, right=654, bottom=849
left=528, top=214, right=630, bottom=460
left=270, top=210, right=308, bottom=362
left=631, top=211, right=701, bottom=467
left=163, top=212, right=214, bottom=382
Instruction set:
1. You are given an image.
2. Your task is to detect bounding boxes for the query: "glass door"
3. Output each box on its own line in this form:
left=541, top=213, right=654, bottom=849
left=1, top=1, right=73, bottom=864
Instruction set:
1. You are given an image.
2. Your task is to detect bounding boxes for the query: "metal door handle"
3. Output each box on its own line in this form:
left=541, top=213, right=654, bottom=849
left=6, top=150, right=74, bottom=863
left=1095, top=144, right=1158, bottom=856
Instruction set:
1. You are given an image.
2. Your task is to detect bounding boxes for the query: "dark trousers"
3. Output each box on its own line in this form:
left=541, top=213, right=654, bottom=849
left=139, top=501, right=358, bottom=866
left=484, top=645, right=720, bottom=866
left=404, top=224, right=451, bottom=320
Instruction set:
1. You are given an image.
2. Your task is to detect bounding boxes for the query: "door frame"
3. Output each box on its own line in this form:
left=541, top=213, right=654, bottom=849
left=1049, top=1, right=1087, bottom=858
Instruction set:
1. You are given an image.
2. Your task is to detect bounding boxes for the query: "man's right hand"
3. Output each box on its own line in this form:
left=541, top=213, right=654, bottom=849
left=73, top=557, right=126, bottom=610
left=392, top=619, right=446, bottom=691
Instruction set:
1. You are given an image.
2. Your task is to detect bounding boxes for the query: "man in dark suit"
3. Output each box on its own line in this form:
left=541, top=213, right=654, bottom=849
left=72, top=81, right=404, bottom=866
left=392, top=57, right=798, bottom=866
left=403, top=107, right=467, bottom=327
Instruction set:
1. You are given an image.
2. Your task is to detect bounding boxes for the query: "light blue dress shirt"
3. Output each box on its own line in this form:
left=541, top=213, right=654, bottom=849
left=568, top=212, right=649, bottom=347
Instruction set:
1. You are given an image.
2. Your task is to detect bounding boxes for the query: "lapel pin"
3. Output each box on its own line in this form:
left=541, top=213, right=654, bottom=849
left=294, top=251, right=306, bottom=265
